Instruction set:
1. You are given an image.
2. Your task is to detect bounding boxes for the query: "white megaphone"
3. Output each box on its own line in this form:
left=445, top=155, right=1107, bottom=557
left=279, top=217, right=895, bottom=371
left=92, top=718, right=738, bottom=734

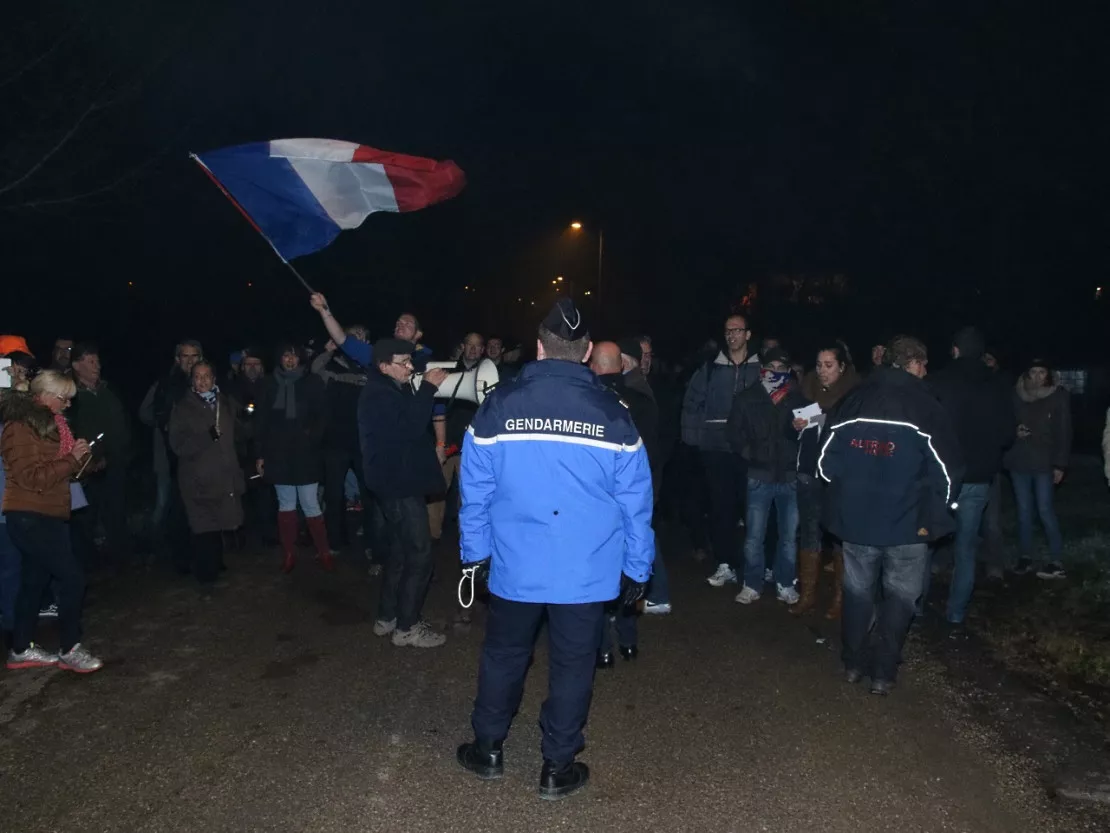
left=412, top=359, right=500, bottom=405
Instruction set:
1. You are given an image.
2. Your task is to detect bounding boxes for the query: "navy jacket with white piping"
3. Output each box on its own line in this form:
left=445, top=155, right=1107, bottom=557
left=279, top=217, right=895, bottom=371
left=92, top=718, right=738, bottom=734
left=818, top=366, right=964, bottom=546
left=459, top=359, right=655, bottom=604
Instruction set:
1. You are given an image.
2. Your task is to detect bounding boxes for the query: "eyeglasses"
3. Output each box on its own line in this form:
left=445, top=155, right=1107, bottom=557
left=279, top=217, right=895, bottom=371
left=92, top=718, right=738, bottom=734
left=392, top=359, right=414, bottom=368
left=725, top=327, right=749, bottom=335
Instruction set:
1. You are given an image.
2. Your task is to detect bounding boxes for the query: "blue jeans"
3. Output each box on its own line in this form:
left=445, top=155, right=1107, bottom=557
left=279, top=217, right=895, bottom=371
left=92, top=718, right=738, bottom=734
left=1010, top=471, right=1063, bottom=558
left=274, top=484, right=322, bottom=517
left=472, top=596, right=604, bottom=765
left=742, top=479, right=798, bottom=591
left=841, top=541, right=927, bottom=683
left=946, top=482, right=991, bottom=624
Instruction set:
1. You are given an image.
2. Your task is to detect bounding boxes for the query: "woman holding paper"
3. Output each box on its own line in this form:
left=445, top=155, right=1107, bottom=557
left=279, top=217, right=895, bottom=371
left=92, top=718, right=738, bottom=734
left=795, top=342, right=859, bottom=618
left=0, top=370, right=102, bottom=673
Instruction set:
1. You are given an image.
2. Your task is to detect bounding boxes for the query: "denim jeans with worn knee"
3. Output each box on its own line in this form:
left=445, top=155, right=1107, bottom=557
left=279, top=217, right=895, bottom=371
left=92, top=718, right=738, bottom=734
left=274, top=483, right=322, bottom=517
left=841, top=541, right=928, bottom=683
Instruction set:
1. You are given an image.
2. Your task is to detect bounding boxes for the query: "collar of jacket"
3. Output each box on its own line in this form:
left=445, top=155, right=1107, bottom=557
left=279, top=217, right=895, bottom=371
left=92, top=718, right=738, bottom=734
left=519, top=359, right=597, bottom=384
left=714, top=350, right=759, bottom=366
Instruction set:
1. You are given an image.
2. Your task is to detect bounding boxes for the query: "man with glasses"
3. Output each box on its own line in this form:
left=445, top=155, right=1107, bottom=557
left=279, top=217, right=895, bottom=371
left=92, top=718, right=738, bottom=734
left=359, top=339, right=449, bottom=648
left=681, top=314, right=762, bottom=588
left=818, top=334, right=963, bottom=695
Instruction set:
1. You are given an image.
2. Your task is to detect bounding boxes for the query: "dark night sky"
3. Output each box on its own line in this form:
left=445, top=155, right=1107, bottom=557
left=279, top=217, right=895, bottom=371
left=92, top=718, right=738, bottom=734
left=3, top=1, right=1107, bottom=388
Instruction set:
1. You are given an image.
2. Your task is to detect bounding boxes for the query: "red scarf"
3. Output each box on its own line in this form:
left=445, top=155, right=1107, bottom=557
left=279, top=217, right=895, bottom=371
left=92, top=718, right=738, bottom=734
left=54, top=414, right=75, bottom=459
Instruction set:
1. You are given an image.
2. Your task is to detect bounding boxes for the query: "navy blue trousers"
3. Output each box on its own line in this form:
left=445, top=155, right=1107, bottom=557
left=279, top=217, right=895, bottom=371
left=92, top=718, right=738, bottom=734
left=471, top=595, right=604, bottom=766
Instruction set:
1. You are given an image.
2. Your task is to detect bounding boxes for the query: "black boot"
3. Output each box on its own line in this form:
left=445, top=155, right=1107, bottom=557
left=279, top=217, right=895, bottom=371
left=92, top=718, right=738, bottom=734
left=456, top=739, right=504, bottom=780
left=619, top=645, right=638, bottom=661
left=596, top=652, right=614, bottom=669
left=538, top=760, right=590, bottom=801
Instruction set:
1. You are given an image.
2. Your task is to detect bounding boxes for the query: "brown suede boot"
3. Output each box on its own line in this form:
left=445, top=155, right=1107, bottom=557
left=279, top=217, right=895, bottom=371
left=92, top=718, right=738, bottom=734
left=277, top=510, right=299, bottom=573
left=790, top=549, right=821, bottom=615
left=825, top=548, right=844, bottom=620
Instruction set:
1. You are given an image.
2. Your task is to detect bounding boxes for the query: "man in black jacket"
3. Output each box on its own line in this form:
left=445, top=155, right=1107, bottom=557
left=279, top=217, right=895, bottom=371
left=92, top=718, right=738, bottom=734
left=726, top=347, right=810, bottom=606
left=359, top=339, right=449, bottom=648
left=819, top=335, right=964, bottom=695
left=927, top=327, right=1016, bottom=626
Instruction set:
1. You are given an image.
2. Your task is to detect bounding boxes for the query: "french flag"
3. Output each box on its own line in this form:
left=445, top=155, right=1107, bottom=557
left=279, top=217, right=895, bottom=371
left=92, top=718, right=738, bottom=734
left=191, top=139, right=466, bottom=261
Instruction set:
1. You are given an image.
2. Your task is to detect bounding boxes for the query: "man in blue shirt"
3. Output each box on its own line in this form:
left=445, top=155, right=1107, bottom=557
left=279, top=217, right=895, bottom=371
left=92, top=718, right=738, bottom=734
left=454, top=298, right=655, bottom=801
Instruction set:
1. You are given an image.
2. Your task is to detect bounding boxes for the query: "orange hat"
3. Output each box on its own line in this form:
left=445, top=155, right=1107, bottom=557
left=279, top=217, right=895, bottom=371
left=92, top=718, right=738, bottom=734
left=0, top=335, right=33, bottom=357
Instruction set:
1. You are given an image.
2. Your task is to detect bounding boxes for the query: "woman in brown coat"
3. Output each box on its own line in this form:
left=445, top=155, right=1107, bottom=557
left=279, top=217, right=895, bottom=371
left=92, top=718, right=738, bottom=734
left=1, top=370, right=102, bottom=672
left=169, top=362, right=244, bottom=586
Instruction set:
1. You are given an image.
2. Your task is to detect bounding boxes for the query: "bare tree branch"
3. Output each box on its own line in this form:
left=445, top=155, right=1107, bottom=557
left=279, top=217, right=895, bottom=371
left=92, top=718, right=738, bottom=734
left=4, top=145, right=169, bottom=209
left=0, top=28, right=74, bottom=89
left=0, top=103, right=98, bottom=197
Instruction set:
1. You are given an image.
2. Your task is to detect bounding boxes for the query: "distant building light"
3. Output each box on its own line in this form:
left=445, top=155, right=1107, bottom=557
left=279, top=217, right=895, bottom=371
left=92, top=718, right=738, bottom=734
left=1096, top=286, right=1103, bottom=300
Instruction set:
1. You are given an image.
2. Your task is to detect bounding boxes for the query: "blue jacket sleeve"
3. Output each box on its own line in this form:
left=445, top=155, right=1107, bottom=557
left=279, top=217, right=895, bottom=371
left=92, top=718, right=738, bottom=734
left=614, top=433, right=655, bottom=582
left=341, top=339, right=372, bottom=368
left=459, top=427, right=496, bottom=564
left=681, top=364, right=707, bottom=447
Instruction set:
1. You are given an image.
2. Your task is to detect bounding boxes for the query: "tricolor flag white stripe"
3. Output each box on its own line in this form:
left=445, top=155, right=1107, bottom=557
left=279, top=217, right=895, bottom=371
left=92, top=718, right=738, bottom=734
left=191, top=139, right=466, bottom=261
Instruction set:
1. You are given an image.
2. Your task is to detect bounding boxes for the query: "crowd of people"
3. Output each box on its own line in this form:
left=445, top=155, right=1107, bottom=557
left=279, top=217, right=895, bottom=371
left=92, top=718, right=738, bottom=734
left=0, top=297, right=1088, bottom=797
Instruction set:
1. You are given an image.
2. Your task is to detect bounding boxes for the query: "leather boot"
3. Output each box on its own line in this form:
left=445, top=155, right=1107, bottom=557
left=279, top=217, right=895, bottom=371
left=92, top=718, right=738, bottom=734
left=790, top=549, right=821, bottom=615
left=456, top=739, right=504, bottom=780
left=277, top=510, right=299, bottom=573
left=538, top=760, right=590, bottom=801
left=825, top=547, right=844, bottom=620
left=305, top=515, right=335, bottom=571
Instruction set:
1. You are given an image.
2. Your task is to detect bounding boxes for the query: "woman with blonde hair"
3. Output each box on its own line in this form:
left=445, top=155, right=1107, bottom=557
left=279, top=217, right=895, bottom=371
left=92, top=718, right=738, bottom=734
left=0, top=370, right=102, bottom=672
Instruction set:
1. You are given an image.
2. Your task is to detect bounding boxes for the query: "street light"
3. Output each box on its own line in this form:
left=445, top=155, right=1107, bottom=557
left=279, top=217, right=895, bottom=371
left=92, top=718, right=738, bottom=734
left=568, top=220, right=604, bottom=316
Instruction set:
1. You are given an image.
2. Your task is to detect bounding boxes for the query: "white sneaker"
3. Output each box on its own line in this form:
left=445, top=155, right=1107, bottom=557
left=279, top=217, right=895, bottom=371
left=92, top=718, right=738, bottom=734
left=707, top=564, right=737, bottom=587
left=392, top=621, right=446, bottom=648
left=373, top=618, right=396, bottom=636
left=56, top=643, right=103, bottom=673
left=764, top=568, right=774, bottom=583
left=735, top=585, right=761, bottom=604
left=643, top=601, right=672, bottom=615
left=776, top=584, right=800, bottom=605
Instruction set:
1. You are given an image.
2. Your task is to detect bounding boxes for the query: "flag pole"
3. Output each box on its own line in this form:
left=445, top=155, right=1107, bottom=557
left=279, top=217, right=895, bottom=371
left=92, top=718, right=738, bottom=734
left=189, top=154, right=316, bottom=294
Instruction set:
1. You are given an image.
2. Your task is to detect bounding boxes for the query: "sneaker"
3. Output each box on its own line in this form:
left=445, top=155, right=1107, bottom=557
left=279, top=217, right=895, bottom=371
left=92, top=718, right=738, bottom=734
left=734, top=585, right=761, bottom=605
left=642, top=601, right=672, bottom=615
left=1012, top=557, right=1034, bottom=576
left=707, top=563, right=737, bottom=587
left=1036, top=562, right=1067, bottom=580
left=373, top=618, right=396, bottom=636
left=392, top=621, right=446, bottom=648
left=776, top=584, right=800, bottom=605
left=6, top=643, right=59, bottom=670
left=38, top=604, right=59, bottom=619
left=764, top=568, right=774, bottom=583
left=56, top=643, right=103, bottom=674
left=367, top=563, right=383, bottom=578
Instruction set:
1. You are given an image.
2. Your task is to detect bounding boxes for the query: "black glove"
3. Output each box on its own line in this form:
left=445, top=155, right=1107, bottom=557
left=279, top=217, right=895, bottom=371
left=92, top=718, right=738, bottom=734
left=458, top=557, right=491, bottom=609
left=619, top=573, right=647, bottom=608
left=470, top=557, right=491, bottom=589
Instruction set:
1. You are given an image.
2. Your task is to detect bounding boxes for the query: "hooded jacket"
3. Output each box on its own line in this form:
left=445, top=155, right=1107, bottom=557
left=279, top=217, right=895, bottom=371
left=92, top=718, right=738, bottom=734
left=819, top=367, right=964, bottom=546
left=0, top=392, right=81, bottom=519
left=1003, top=380, right=1071, bottom=474
left=681, top=351, right=761, bottom=451
left=927, top=358, right=1016, bottom=484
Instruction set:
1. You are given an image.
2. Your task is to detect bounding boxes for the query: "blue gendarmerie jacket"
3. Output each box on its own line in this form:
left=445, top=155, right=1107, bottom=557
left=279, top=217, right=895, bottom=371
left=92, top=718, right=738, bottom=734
left=459, top=359, right=655, bottom=604
left=818, top=366, right=964, bottom=546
